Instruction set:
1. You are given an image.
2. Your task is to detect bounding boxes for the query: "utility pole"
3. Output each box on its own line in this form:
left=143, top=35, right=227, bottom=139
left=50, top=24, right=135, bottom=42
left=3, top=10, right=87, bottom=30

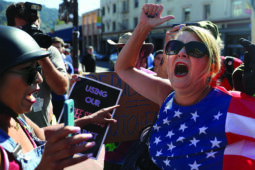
left=250, top=0, right=255, bottom=42
left=72, top=0, right=79, bottom=74
left=252, top=11, right=255, bottom=43
left=58, top=0, right=80, bottom=74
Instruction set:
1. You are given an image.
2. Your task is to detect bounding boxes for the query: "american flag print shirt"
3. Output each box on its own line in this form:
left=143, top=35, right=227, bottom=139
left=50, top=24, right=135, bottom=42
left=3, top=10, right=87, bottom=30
left=149, top=87, right=255, bottom=170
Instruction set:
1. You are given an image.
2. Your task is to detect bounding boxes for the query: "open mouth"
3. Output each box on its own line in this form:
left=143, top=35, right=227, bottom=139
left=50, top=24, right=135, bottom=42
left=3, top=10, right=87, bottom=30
left=174, top=62, right=189, bottom=77
left=25, top=91, right=38, bottom=104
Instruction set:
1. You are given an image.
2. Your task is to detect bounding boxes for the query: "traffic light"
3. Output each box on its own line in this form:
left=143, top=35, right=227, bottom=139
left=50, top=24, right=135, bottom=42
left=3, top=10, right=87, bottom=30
left=58, top=0, right=73, bottom=23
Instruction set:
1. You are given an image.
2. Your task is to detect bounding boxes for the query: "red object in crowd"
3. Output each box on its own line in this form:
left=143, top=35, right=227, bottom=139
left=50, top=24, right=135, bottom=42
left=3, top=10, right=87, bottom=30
left=212, top=56, right=243, bottom=90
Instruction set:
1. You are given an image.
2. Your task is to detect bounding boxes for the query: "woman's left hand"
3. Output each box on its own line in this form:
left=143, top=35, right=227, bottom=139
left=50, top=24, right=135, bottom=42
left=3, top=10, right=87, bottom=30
left=139, top=4, right=175, bottom=30
left=69, top=74, right=81, bottom=85
left=76, top=105, right=119, bottom=127
left=39, top=126, right=95, bottom=170
left=88, top=105, right=119, bottom=125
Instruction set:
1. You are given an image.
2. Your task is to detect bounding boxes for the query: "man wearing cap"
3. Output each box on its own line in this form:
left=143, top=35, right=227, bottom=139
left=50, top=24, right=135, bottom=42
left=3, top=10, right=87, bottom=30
left=81, top=46, right=97, bottom=73
left=51, top=36, right=75, bottom=121
left=52, top=36, right=74, bottom=74
left=107, top=32, right=156, bottom=74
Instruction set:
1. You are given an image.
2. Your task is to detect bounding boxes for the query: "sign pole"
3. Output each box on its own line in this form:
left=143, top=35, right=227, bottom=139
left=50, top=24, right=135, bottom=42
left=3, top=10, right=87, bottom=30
left=72, top=0, right=79, bottom=74
left=252, top=8, right=255, bottom=43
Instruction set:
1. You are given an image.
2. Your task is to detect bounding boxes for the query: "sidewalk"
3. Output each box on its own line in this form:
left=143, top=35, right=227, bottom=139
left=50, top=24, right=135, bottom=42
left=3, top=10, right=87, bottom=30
left=65, top=145, right=105, bottom=170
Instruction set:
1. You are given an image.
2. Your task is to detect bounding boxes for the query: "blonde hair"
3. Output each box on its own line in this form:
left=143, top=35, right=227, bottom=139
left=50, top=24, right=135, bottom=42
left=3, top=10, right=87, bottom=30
left=178, top=26, right=221, bottom=78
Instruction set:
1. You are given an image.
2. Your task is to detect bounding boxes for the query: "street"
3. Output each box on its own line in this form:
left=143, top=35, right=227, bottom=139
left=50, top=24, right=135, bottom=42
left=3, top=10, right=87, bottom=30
left=96, top=60, right=111, bottom=73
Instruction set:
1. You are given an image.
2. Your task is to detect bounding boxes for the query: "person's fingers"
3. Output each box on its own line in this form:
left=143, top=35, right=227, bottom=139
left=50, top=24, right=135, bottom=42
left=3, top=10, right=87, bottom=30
left=44, top=133, right=94, bottom=156
left=161, top=15, right=175, bottom=23
left=71, top=74, right=81, bottom=82
left=103, top=110, right=117, bottom=123
left=90, top=106, right=118, bottom=125
left=45, top=126, right=81, bottom=144
left=103, top=118, right=117, bottom=124
left=105, top=112, right=113, bottom=119
left=99, top=105, right=119, bottom=113
left=141, top=3, right=175, bottom=29
left=172, top=24, right=185, bottom=32
left=142, top=4, right=149, bottom=15
left=143, top=4, right=158, bottom=18
left=97, top=106, right=118, bottom=119
left=156, top=4, right=164, bottom=17
left=51, top=137, right=95, bottom=160
left=149, top=4, right=174, bottom=23
left=239, top=38, right=251, bottom=50
left=150, top=4, right=158, bottom=17
left=39, top=133, right=96, bottom=170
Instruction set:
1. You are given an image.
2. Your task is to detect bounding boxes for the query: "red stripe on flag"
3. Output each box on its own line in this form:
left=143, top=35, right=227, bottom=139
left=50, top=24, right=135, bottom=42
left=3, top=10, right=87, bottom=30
left=223, top=155, right=255, bottom=170
left=228, top=92, right=255, bottom=119
left=226, top=132, right=255, bottom=144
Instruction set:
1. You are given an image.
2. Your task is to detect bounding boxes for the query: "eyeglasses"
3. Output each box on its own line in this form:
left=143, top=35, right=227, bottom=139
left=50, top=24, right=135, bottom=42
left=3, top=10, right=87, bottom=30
left=9, top=66, right=42, bottom=86
left=165, top=40, right=209, bottom=58
left=172, top=23, right=200, bottom=29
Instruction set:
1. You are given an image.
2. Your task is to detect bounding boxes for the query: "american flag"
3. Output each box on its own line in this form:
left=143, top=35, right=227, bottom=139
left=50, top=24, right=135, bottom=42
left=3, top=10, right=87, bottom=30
left=149, top=87, right=255, bottom=170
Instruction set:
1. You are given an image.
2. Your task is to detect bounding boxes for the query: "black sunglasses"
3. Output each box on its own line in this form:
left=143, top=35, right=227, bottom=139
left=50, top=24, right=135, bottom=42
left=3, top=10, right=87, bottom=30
left=9, top=66, right=42, bottom=86
left=165, top=40, right=209, bottom=58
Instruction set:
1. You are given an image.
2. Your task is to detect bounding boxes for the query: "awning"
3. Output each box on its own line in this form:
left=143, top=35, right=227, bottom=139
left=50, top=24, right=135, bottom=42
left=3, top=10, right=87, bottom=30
left=48, top=25, right=82, bottom=42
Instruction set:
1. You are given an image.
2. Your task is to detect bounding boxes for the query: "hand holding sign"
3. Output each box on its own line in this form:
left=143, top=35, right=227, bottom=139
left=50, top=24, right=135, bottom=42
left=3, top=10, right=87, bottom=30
left=59, top=76, right=122, bottom=159
left=76, top=105, right=119, bottom=127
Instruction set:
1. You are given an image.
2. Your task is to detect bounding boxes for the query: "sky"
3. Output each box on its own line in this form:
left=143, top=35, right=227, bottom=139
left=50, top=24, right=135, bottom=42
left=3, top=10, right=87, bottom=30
left=4, top=0, right=100, bottom=15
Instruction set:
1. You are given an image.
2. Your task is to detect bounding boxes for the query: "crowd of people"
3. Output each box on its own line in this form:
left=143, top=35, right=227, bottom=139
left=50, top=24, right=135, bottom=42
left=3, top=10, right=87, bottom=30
left=0, top=1, right=255, bottom=170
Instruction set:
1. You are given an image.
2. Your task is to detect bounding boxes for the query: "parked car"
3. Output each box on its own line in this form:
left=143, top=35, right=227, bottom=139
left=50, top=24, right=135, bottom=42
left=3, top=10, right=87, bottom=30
left=94, top=51, right=104, bottom=60
left=109, top=52, right=117, bottom=71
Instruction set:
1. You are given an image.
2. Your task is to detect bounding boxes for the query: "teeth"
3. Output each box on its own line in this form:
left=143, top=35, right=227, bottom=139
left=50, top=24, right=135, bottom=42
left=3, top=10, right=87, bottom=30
left=175, top=63, right=188, bottom=76
left=26, top=94, right=36, bottom=102
left=27, top=95, right=32, bottom=100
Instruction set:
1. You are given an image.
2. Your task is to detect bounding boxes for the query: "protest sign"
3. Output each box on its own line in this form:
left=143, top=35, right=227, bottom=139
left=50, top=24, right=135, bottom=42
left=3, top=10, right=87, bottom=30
left=59, top=76, right=122, bottom=159
left=83, top=72, right=160, bottom=143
